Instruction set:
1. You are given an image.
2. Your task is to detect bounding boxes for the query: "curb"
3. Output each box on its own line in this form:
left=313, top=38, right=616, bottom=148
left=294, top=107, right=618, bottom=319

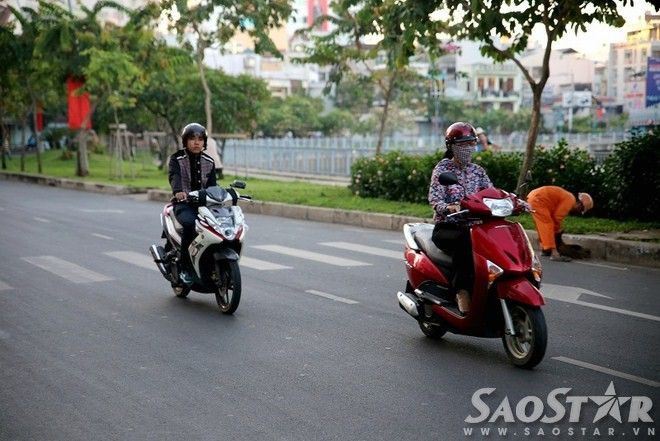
left=146, top=189, right=660, bottom=269
left=0, top=171, right=148, bottom=195
left=2, top=171, right=659, bottom=268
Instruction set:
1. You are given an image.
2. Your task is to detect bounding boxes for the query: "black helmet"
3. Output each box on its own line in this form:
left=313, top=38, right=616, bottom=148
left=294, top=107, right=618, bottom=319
left=181, top=123, right=207, bottom=149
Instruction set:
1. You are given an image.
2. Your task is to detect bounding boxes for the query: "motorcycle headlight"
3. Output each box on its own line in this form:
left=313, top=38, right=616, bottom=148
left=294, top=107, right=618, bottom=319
left=483, top=198, right=514, bottom=217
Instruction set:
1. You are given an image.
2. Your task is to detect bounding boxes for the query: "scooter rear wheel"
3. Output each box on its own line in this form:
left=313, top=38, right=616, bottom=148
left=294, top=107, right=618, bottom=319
left=502, top=304, right=547, bottom=369
left=418, top=320, right=447, bottom=339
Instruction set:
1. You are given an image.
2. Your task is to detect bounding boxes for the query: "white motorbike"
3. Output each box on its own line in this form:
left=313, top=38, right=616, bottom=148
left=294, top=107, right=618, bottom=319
left=150, top=181, right=251, bottom=314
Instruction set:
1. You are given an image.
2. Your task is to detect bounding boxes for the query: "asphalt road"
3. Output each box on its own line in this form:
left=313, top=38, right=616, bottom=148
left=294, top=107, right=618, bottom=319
left=0, top=181, right=658, bottom=441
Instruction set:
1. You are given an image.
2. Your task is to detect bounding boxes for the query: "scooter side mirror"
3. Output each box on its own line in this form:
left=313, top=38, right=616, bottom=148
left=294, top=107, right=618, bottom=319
left=438, top=172, right=459, bottom=186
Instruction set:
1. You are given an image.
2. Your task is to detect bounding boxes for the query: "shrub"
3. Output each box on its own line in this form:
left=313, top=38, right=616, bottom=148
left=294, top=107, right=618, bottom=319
left=473, top=150, right=522, bottom=192
left=601, top=131, right=660, bottom=221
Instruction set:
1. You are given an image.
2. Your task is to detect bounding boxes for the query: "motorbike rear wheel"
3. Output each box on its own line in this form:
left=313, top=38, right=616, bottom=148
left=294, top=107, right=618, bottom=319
left=418, top=320, right=447, bottom=339
left=214, top=260, right=241, bottom=314
left=502, top=304, right=547, bottom=369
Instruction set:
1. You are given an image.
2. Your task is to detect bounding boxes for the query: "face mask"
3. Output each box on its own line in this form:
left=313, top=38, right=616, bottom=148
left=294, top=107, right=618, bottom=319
left=453, top=144, right=475, bottom=165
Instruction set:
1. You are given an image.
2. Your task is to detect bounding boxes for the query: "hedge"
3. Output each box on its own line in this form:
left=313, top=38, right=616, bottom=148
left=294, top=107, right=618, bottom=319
left=349, top=132, right=660, bottom=221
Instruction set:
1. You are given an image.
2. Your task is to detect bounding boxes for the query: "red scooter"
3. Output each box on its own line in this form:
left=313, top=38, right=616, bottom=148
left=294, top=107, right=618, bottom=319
left=397, top=172, right=547, bottom=368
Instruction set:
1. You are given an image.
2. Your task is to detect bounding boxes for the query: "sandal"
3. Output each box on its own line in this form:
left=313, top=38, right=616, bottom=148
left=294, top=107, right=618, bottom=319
left=550, top=255, right=572, bottom=262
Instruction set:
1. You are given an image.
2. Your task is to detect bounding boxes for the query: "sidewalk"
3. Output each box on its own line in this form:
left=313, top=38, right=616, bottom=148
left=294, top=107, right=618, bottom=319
left=2, top=170, right=659, bottom=269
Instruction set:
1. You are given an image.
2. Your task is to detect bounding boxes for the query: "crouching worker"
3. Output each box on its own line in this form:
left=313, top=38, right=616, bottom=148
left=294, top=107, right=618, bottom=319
left=526, top=186, right=594, bottom=262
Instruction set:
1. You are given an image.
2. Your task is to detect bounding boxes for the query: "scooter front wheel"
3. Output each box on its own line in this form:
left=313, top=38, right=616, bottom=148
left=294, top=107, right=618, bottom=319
left=214, top=260, right=241, bottom=314
left=502, top=304, right=547, bottom=369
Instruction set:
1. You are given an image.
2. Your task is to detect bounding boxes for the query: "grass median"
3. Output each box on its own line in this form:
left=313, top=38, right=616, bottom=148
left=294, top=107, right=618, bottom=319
left=4, top=149, right=659, bottom=236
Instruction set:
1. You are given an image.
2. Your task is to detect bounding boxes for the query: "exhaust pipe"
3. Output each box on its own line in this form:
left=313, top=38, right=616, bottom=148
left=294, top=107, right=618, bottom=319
left=397, top=291, right=419, bottom=317
left=149, top=244, right=171, bottom=280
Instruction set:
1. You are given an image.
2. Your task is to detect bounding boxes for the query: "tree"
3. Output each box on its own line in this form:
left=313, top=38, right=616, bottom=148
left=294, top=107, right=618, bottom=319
left=161, top=0, right=293, bottom=135
left=396, top=0, right=628, bottom=193
left=5, top=5, right=61, bottom=174
left=299, top=0, right=434, bottom=154
left=35, top=0, right=130, bottom=176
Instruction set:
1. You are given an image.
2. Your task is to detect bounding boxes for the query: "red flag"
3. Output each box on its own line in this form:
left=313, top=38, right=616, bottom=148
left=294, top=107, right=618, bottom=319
left=67, top=77, right=92, bottom=129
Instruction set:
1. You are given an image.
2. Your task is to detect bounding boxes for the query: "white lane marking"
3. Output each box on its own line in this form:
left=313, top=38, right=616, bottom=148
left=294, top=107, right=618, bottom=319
left=92, top=233, right=113, bottom=240
left=553, top=356, right=660, bottom=388
left=78, top=209, right=125, bottom=213
left=240, top=256, right=291, bottom=271
left=104, top=251, right=156, bottom=271
left=543, top=283, right=660, bottom=322
left=22, top=256, right=113, bottom=283
left=575, top=261, right=628, bottom=271
left=320, top=241, right=402, bottom=259
left=0, top=279, right=12, bottom=291
left=305, top=289, right=359, bottom=305
left=543, top=283, right=612, bottom=302
left=383, top=239, right=402, bottom=245
left=33, top=217, right=50, bottom=223
left=252, top=245, right=370, bottom=267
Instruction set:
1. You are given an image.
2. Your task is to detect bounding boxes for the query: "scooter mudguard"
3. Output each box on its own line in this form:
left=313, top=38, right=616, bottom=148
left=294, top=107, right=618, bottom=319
left=213, top=248, right=240, bottom=261
left=496, top=277, right=545, bottom=306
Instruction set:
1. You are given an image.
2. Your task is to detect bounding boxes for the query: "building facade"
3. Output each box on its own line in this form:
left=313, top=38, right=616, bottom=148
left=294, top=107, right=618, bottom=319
left=607, top=13, right=660, bottom=114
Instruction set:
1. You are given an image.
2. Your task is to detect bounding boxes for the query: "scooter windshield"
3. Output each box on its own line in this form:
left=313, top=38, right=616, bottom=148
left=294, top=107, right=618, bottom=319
left=205, top=186, right=228, bottom=204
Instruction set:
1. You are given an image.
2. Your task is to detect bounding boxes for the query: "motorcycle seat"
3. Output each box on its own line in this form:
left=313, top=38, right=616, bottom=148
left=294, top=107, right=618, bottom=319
left=413, top=226, right=454, bottom=271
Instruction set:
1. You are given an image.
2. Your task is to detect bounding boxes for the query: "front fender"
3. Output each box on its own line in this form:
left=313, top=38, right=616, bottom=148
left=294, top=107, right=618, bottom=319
left=496, top=277, right=545, bottom=306
left=214, top=248, right=240, bottom=261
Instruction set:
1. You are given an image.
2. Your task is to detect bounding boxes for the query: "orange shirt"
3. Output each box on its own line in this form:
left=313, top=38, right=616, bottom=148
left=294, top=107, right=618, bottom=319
left=527, top=186, right=576, bottom=250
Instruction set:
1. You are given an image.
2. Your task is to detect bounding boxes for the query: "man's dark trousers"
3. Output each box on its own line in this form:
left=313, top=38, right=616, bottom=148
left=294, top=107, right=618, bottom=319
left=174, top=203, right=197, bottom=270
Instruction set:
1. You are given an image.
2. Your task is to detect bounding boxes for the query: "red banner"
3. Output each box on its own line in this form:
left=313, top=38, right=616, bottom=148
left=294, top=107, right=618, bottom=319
left=308, top=0, right=328, bottom=31
left=36, top=102, right=43, bottom=131
left=67, top=77, right=92, bottom=130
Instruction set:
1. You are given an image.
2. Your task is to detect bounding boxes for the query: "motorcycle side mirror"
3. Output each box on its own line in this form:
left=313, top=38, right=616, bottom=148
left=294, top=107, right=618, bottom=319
left=437, top=172, right=459, bottom=186
left=230, top=180, right=246, bottom=189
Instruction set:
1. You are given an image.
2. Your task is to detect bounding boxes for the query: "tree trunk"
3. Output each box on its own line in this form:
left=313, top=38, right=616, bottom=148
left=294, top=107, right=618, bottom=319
left=516, top=88, right=542, bottom=196
left=31, top=97, right=43, bottom=174
left=20, top=115, right=28, bottom=172
left=75, top=102, right=96, bottom=177
left=0, top=110, right=7, bottom=170
left=196, top=39, right=213, bottom=134
left=376, top=75, right=397, bottom=156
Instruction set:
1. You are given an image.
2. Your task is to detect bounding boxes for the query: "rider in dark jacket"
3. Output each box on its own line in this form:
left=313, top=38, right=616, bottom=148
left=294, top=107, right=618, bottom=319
left=168, top=123, right=217, bottom=282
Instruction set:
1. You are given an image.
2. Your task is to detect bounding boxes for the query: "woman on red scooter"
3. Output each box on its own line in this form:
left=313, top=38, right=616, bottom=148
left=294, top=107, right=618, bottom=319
left=428, top=122, right=492, bottom=314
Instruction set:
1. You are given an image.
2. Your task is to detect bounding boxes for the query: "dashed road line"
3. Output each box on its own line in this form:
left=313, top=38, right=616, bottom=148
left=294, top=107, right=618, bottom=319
left=553, top=356, right=660, bottom=388
left=252, top=245, right=370, bottom=267
left=22, top=256, right=113, bottom=283
left=104, top=251, right=157, bottom=271
left=240, top=256, right=291, bottom=271
left=305, top=289, right=359, bottom=305
left=320, top=241, right=402, bottom=259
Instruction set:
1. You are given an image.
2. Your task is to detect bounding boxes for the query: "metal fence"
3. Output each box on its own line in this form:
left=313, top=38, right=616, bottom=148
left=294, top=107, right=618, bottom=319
left=222, top=132, right=628, bottom=177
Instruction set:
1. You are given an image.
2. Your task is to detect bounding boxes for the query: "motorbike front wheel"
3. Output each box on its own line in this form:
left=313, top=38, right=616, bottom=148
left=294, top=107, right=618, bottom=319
left=502, top=304, right=547, bottom=369
left=214, top=260, right=241, bottom=314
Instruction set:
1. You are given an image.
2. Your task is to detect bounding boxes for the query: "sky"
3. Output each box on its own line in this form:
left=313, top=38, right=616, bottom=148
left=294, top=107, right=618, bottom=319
left=536, top=1, right=658, bottom=61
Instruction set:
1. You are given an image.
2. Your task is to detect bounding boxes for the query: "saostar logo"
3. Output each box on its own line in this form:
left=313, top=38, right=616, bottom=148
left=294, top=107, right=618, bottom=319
left=465, top=382, right=654, bottom=424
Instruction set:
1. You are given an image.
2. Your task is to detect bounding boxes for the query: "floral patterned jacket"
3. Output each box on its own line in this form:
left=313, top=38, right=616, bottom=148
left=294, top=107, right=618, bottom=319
left=428, top=158, right=492, bottom=221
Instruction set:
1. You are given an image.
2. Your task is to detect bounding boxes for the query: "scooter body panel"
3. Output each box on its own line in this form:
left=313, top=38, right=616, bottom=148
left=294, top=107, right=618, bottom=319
left=496, top=277, right=545, bottom=306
